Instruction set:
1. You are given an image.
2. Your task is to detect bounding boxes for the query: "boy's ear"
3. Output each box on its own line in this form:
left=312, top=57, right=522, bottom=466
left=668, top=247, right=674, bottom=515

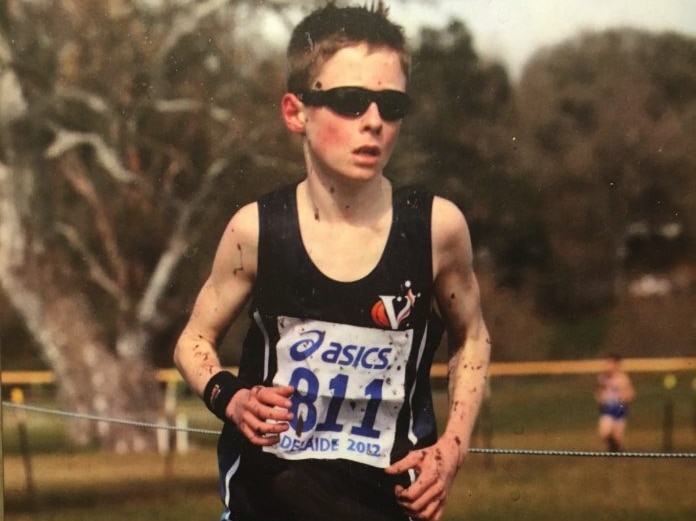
left=281, top=93, right=306, bottom=134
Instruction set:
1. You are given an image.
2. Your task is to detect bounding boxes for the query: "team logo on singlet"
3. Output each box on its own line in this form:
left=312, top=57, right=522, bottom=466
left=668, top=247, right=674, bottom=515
left=370, top=280, right=420, bottom=330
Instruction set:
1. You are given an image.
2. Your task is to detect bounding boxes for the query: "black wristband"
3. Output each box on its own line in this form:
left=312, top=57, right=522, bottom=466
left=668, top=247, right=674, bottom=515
left=203, top=371, right=249, bottom=421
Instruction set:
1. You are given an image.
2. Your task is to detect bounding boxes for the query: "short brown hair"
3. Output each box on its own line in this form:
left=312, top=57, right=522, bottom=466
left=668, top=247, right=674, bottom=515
left=286, top=1, right=410, bottom=93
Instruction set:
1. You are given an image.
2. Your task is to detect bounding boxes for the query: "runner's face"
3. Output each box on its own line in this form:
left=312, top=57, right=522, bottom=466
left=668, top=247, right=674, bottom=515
left=301, top=44, right=407, bottom=184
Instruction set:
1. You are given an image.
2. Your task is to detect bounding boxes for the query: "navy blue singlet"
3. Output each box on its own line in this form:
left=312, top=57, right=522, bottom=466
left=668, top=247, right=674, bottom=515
left=217, top=183, right=443, bottom=521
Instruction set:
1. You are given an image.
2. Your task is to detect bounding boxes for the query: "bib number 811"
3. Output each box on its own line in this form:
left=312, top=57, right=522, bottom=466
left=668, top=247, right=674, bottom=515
left=288, top=367, right=383, bottom=439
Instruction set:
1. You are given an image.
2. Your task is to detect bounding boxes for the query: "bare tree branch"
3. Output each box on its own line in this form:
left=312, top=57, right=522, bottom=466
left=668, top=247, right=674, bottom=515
left=151, top=98, right=232, bottom=124
left=155, top=0, right=232, bottom=65
left=55, top=222, right=127, bottom=307
left=0, top=29, right=12, bottom=65
left=55, top=151, right=130, bottom=298
left=0, top=162, right=22, bottom=264
left=45, top=126, right=138, bottom=184
left=137, top=157, right=228, bottom=329
left=56, top=86, right=111, bottom=114
left=0, top=70, right=28, bottom=123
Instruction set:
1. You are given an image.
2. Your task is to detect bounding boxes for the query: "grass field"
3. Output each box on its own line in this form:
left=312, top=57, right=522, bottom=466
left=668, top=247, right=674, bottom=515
left=4, top=372, right=696, bottom=520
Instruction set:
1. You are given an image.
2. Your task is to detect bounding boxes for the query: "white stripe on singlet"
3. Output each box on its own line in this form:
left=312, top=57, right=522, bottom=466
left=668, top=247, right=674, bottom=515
left=223, top=455, right=241, bottom=515
left=407, top=322, right=429, bottom=446
left=253, top=309, right=271, bottom=381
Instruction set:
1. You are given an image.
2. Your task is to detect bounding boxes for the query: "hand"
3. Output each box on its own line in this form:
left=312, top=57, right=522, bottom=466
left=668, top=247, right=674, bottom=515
left=226, top=385, right=294, bottom=446
left=385, top=434, right=463, bottom=521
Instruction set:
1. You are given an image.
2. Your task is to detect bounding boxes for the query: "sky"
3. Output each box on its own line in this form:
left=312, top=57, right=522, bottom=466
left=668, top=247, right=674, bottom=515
left=390, top=0, right=696, bottom=79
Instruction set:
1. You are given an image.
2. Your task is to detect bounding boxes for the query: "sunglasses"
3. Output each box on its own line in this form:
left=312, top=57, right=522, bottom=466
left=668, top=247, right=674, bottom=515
left=297, top=87, right=410, bottom=122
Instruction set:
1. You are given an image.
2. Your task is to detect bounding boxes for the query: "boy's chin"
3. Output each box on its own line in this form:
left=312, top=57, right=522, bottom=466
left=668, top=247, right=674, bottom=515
left=319, top=167, right=384, bottom=184
left=342, top=170, right=385, bottom=184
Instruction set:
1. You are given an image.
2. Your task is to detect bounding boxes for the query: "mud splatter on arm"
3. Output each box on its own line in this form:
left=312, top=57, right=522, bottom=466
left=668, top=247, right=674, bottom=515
left=431, top=196, right=491, bottom=464
left=233, top=243, right=244, bottom=275
left=173, top=203, right=258, bottom=397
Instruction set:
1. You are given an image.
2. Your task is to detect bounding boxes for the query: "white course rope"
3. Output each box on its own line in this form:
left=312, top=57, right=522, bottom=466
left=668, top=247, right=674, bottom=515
left=4, top=401, right=696, bottom=459
left=4, top=401, right=220, bottom=436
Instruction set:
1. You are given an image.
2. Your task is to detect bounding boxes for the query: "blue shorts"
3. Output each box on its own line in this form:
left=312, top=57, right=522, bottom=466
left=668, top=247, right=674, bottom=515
left=600, top=403, right=628, bottom=420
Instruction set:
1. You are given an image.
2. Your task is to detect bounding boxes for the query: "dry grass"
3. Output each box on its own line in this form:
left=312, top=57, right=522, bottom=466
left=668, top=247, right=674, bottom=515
left=4, top=373, right=696, bottom=520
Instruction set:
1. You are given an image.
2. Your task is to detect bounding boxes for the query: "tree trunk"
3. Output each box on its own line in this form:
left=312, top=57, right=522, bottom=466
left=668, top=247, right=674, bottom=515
left=0, top=60, right=162, bottom=449
left=0, top=162, right=162, bottom=450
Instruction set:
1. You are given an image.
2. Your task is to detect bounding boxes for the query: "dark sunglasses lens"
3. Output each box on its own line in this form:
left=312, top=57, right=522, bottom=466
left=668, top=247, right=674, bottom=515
left=304, top=88, right=409, bottom=121
left=377, top=91, right=409, bottom=121
left=329, top=88, right=371, bottom=117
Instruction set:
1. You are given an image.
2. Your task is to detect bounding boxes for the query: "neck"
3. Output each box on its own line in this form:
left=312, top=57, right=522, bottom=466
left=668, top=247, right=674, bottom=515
left=300, top=173, right=391, bottom=225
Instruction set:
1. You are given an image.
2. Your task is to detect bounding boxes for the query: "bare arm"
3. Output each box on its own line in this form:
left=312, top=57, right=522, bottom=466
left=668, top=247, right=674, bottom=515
left=435, top=199, right=490, bottom=459
left=386, top=196, right=491, bottom=521
left=173, top=203, right=258, bottom=395
left=620, top=373, right=636, bottom=403
left=173, top=202, right=293, bottom=444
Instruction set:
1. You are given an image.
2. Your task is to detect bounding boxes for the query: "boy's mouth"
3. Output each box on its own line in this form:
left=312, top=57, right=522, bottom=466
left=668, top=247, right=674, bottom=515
left=353, top=145, right=380, bottom=157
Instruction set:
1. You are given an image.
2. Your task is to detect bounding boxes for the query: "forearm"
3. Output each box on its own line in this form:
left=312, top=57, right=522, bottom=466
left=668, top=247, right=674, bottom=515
left=443, top=335, right=491, bottom=463
left=173, top=328, right=225, bottom=398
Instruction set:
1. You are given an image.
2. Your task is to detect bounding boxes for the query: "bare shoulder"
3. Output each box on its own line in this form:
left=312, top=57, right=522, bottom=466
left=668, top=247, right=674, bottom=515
left=227, top=201, right=259, bottom=240
left=431, top=196, right=473, bottom=274
left=430, top=196, right=488, bottom=344
left=212, top=201, right=259, bottom=283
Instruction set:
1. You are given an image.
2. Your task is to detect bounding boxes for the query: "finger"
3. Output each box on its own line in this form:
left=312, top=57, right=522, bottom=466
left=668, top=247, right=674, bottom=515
left=385, top=450, right=425, bottom=475
left=398, top=493, right=443, bottom=521
left=272, top=385, right=295, bottom=397
left=255, top=385, right=295, bottom=410
left=397, top=470, right=441, bottom=505
left=432, top=498, right=446, bottom=521
left=413, top=497, right=444, bottom=521
left=238, top=421, right=281, bottom=446
left=247, top=399, right=293, bottom=422
left=245, top=409, right=290, bottom=432
left=399, top=481, right=441, bottom=512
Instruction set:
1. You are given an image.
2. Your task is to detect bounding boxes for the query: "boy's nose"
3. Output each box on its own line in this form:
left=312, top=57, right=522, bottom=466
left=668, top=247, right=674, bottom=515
left=361, top=102, right=383, bottom=132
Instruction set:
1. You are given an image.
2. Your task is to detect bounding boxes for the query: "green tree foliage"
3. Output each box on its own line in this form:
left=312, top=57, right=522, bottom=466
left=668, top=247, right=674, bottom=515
left=517, top=28, right=696, bottom=314
left=396, top=20, right=547, bottom=290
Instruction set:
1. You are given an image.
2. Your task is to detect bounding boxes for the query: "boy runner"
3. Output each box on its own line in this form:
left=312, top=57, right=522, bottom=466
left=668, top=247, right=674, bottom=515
left=175, top=3, right=491, bottom=520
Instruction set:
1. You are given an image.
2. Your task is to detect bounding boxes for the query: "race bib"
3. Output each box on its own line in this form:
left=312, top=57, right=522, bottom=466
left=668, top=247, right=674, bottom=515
left=263, top=316, right=412, bottom=468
